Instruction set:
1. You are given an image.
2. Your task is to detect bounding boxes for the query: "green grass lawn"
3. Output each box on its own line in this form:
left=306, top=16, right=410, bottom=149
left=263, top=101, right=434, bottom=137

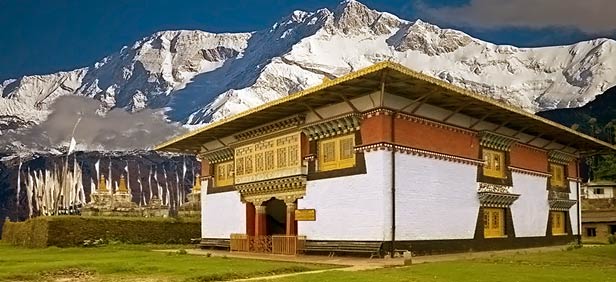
left=268, top=245, right=616, bottom=282
left=3, top=243, right=616, bottom=282
left=0, top=243, right=331, bottom=282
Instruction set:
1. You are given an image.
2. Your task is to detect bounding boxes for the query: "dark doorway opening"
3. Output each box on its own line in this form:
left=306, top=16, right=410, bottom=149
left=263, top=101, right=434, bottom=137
left=610, top=225, right=616, bottom=235
left=265, top=198, right=286, bottom=235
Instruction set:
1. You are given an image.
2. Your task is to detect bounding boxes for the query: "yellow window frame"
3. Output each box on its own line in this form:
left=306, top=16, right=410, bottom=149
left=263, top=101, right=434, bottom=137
left=214, top=161, right=234, bottom=187
left=549, top=163, right=566, bottom=189
left=483, top=208, right=505, bottom=238
left=318, top=134, right=356, bottom=172
left=551, top=211, right=567, bottom=235
left=482, top=149, right=506, bottom=179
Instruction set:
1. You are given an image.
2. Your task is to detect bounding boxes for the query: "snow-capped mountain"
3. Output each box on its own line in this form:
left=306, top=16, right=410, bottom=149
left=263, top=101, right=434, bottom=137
left=1, top=0, right=616, bottom=127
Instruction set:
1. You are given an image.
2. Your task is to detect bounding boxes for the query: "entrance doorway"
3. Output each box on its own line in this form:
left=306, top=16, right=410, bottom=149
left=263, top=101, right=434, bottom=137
left=265, top=198, right=286, bottom=235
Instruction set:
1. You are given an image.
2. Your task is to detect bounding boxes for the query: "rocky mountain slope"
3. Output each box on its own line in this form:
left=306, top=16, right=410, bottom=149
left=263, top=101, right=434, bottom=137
left=539, top=85, right=616, bottom=142
left=1, top=0, right=616, bottom=128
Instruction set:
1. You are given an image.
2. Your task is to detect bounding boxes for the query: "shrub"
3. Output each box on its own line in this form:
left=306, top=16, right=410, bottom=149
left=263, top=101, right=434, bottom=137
left=608, top=234, right=616, bottom=245
left=2, top=216, right=200, bottom=248
left=565, top=241, right=583, bottom=251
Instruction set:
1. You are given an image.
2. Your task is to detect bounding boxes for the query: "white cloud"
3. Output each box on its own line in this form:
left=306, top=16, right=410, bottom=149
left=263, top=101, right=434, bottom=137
left=416, top=0, right=616, bottom=34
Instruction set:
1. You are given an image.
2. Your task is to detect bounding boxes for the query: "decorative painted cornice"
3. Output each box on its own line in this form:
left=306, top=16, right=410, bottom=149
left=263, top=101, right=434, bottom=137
left=235, top=175, right=307, bottom=205
left=395, top=112, right=477, bottom=136
left=548, top=150, right=577, bottom=165
left=394, top=144, right=484, bottom=166
left=301, top=113, right=360, bottom=141
left=479, top=131, right=518, bottom=151
left=549, top=199, right=577, bottom=211
left=549, top=191, right=571, bottom=200
left=234, top=115, right=305, bottom=141
left=477, top=192, right=520, bottom=208
left=354, top=142, right=394, bottom=152
left=509, top=166, right=550, bottom=178
left=478, top=182, right=513, bottom=194
left=354, top=142, right=484, bottom=166
left=362, top=108, right=394, bottom=118
left=201, top=148, right=234, bottom=164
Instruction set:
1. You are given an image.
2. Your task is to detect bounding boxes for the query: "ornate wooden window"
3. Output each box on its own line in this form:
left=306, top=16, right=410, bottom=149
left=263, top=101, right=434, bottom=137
left=549, top=163, right=566, bottom=189
left=318, top=134, right=356, bottom=171
left=551, top=211, right=566, bottom=235
left=483, top=149, right=506, bottom=179
left=234, top=133, right=302, bottom=184
left=214, top=161, right=234, bottom=187
left=483, top=208, right=505, bottom=238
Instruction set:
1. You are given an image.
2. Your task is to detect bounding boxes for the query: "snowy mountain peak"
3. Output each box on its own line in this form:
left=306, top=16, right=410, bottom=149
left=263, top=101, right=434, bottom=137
left=331, top=0, right=402, bottom=35
left=1, top=0, right=616, bottom=130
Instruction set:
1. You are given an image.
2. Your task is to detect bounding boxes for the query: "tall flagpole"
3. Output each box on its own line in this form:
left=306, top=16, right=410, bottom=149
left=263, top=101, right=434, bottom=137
left=54, top=116, right=81, bottom=215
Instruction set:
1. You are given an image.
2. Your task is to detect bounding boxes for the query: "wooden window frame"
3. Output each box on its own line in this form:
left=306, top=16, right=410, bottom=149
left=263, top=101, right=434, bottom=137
left=214, top=161, right=234, bottom=187
left=586, top=227, right=596, bottom=237
left=550, top=211, right=567, bottom=236
left=483, top=208, right=506, bottom=238
left=549, top=163, right=567, bottom=189
left=482, top=149, right=506, bottom=179
left=317, top=134, right=356, bottom=172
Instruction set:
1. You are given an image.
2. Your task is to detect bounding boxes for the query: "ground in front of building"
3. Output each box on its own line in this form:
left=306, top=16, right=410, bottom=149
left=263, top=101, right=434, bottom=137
left=1, top=242, right=615, bottom=281
left=0, top=242, right=334, bottom=282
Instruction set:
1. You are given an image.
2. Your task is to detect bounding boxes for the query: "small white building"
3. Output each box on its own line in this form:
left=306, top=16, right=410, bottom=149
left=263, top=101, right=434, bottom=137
left=583, top=181, right=616, bottom=199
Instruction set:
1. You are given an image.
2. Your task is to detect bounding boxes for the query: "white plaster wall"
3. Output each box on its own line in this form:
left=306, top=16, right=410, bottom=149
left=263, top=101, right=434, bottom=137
left=299, top=150, right=392, bottom=240
left=510, top=173, right=549, bottom=237
left=585, top=187, right=615, bottom=199
left=569, top=180, right=580, bottom=235
left=201, top=190, right=246, bottom=238
left=395, top=154, right=480, bottom=240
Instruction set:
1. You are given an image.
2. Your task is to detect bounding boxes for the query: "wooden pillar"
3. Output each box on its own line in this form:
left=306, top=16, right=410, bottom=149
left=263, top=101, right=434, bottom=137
left=245, top=202, right=255, bottom=236
left=285, top=202, right=297, bottom=235
left=254, top=205, right=267, bottom=236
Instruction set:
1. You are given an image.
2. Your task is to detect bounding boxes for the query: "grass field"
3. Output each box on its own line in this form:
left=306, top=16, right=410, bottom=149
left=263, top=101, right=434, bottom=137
left=268, top=245, right=616, bottom=282
left=0, top=243, right=332, bottom=282
left=2, top=243, right=615, bottom=282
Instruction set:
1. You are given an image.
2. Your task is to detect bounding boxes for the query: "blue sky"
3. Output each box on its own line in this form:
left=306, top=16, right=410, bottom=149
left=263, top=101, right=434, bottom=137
left=0, top=0, right=613, bottom=81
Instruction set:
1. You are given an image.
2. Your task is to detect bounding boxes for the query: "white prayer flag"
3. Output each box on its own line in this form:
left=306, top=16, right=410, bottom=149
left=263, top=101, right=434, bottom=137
left=94, top=159, right=100, bottom=181
left=67, top=137, right=77, bottom=155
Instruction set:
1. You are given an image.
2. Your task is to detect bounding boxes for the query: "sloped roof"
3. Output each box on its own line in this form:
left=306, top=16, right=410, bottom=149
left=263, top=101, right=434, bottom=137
left=582, top=210, right=616, bottom=223
left=156, top=62, right=616, bottom=153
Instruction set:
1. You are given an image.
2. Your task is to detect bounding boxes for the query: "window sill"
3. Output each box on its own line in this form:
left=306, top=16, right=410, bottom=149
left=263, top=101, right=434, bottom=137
left=484, top=235, right=508, bottom=239
left=553, top=233, right=568, bottom=236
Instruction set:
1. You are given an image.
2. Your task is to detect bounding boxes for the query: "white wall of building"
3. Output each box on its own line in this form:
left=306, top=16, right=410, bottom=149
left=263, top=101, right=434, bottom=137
left=201, top=189, right=246, bottom=239
left=298, top=150, right=392, bottom=241
left=510, top=173, right=549, bottom=237
left=395, top=154, right=480, bottom=240
left=584, top=187, right=615, bottom=199
left=569, top=180, right=580, bottom=235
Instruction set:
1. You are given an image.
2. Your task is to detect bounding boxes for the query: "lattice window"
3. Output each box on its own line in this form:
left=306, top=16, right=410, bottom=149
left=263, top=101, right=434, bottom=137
left=318, top=134, right=356, bottom=172
left=277, top=147, right=287, bottom=168
left=214, top=161, right=234, bottom=187
left=265, top=150, right=275, bottom=170
left=483, top=149, right=506, bottom=179
left=288, top=145, right=299, bottom=166
left=245, top=155, right=253, bottom=174
left=236, top=157, right=245, bottom=176
left=234, top=133, right=301, bottom=181
left=255, top=152, right=264, bottom=172
left=551, top=211, right=566, bottom=235
left=549, top=163, right=566, bottom=189
left=483, top=208, right=505, bottom=238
